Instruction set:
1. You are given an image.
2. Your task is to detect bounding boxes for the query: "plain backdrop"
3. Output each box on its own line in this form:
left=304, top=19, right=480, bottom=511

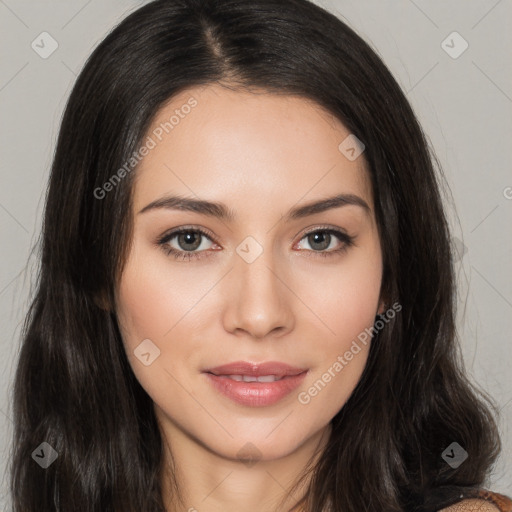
left=1, top=0, right=511, bottom=508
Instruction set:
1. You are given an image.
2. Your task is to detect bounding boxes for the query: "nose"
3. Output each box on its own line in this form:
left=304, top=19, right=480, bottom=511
left=221, top=246, right=295, bottom=339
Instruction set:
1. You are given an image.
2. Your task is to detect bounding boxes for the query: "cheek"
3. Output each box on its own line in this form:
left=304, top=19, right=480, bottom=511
left=296, top=240, right=382, bottom=412
left=301, top=236, right=382, bottom=347
left=115, top=267, right=170, bottom=347
left=114, top=247, right=188, bottom=383
left=328, top=263, right=382, bottom=341
left=114, top=244, right=220, bottom=394
left=115, top=244, right=210, bottom=346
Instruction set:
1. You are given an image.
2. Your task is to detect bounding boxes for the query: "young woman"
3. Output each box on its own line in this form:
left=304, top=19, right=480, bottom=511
left=9, top=0, right=511, bottom=511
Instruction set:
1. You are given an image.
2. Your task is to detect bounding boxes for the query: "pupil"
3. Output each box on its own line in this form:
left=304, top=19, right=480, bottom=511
left=310, top=232, right=330, bottom=251
left=179, top=232, right=201, bottom=251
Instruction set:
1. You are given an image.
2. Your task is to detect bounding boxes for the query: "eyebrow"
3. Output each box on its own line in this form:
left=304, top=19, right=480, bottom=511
left=138, top=193, right=371, bottom=222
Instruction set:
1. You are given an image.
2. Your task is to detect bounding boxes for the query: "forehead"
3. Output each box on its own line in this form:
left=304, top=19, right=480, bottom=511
left=132, top=83, right=373, bottom=217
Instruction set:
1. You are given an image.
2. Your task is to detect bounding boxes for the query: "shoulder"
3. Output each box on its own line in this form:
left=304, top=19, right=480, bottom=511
left=439, top=498, right=501, bottom=511
left=438, top=490, right=512, bottom=512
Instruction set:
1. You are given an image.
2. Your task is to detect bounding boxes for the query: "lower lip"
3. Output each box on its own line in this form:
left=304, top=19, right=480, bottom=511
left=204, top=372, right=308, bottom=407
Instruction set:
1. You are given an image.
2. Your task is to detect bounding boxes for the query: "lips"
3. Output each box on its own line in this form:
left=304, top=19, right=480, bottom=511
left=203, top=361, right=308, bottom=378
left=202, top=361, right=309, bottom=407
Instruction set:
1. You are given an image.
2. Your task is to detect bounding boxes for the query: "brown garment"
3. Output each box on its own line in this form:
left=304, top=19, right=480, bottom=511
left=440, top=489, right=512, bottom=511
left=421, top=486, right=512, bottom=512
left=461, top=489, right=512, bottom=511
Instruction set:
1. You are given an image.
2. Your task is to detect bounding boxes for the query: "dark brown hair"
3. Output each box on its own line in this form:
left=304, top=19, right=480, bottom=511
left=10, top=0, right=502, bottom=510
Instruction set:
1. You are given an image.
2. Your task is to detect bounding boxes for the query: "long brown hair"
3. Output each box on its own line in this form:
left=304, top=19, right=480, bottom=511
left=10, top=0, right=501, bottom=510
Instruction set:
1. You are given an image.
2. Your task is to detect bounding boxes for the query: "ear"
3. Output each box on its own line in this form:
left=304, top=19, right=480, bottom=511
left=376, top=297, right=387, bottom=316
left=93, top=291, right=111, bottom=312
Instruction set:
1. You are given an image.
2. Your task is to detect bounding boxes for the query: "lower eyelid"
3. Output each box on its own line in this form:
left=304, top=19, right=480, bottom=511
left=159, top=230, right=216, bottom=256
left=295, top=229, right=352, bottom=250
left=158, top=228, right=354, bottom=259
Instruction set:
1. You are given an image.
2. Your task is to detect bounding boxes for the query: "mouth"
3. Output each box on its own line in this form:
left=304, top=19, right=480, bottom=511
left=202, top=361, right=309, bottom=407
left=207, top=374, right=298, bottom=382
left=203, top=360, right=308, bottom=378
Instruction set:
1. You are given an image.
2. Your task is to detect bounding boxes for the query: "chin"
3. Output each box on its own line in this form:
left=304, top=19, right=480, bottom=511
left=202, top=426, right=317, bottom=464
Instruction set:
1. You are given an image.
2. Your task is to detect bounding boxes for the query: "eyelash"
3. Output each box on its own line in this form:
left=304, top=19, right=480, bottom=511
left=156, top=225, right=355, bottom=261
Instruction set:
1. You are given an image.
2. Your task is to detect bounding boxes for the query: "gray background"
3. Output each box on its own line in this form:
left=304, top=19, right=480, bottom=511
left=1, top=0, right=511, bottom=507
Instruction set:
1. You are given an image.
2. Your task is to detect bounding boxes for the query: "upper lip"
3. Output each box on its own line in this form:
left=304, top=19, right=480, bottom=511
left=203, top=361, right=308, bottom=378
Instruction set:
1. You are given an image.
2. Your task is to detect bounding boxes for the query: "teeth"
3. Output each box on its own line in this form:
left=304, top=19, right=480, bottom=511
left=254, top=375, right=279, bottom=382
left=224, top=374, right=282, bottom=382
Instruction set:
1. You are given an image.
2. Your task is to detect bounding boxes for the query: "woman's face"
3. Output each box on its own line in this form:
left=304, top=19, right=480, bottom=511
left=115, top=83, right=384, bottom=462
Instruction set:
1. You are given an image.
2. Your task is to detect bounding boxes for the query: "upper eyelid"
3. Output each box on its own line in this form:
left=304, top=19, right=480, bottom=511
left=159, top=224, right=352, bottom=247
left=293, top=224, right=351, bottom=240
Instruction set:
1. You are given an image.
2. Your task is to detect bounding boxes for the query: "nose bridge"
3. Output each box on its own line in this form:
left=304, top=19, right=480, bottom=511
left=222, top=236, right=294, bottom=338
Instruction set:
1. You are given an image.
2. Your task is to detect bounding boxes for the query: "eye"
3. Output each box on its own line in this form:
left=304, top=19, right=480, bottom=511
left=156, top=225, right=355, bottom=261
left=156, top=227, right=218, bottom=261
left=295, top=226, right=355, bottom=258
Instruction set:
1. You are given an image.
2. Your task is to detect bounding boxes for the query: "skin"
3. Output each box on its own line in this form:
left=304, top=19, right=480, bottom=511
left=114, top=82, right=385, bottom=512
